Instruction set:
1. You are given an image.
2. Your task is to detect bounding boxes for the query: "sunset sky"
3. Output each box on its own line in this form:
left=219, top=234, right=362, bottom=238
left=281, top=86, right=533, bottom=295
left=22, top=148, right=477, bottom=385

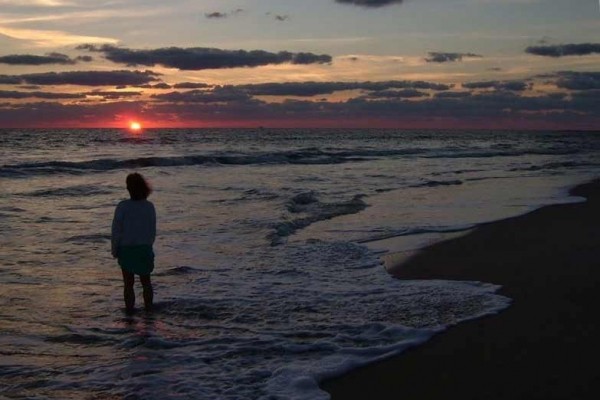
left=0, top=0, right=598, bottom=129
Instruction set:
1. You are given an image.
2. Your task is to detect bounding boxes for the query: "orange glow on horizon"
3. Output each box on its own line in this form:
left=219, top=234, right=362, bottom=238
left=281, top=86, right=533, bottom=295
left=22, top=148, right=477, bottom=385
left=129, top=121, right=142, bottom=132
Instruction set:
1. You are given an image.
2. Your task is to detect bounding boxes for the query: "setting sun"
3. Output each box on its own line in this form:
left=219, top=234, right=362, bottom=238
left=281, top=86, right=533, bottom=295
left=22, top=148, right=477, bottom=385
left=129, top=121, right=142, bottom=131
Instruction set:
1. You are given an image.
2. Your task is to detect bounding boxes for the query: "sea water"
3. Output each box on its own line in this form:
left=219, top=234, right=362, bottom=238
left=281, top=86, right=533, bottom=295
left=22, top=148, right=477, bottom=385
left=1, top=129, right=599, bottom=399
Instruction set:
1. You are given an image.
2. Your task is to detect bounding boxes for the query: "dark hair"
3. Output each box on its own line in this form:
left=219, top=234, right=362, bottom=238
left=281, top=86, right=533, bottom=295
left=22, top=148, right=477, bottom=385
left=126, top=173, right=152, bottom=200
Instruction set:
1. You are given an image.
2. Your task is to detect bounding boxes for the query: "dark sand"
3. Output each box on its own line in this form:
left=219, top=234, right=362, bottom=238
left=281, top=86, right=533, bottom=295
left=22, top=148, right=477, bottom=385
left=323, top=179, right=600, bottom=400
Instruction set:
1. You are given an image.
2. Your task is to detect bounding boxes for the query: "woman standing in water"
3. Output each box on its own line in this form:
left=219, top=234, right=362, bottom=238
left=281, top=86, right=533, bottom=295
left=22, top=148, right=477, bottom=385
left=111, top=173, right=156, bottom=314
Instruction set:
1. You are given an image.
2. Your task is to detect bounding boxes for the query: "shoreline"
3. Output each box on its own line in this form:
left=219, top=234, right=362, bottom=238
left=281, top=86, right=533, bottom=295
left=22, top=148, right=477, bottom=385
left=322, top=178, right=600, bottom=399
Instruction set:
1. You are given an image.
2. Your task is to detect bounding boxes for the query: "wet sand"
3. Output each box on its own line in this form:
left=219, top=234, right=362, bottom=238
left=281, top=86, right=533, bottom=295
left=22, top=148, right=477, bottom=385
left=322, top=178, right=600, bottom=399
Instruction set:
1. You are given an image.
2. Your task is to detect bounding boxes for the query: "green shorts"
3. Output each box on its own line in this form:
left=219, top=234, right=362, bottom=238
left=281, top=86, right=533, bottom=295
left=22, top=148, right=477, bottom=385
left=118, top=245, right=154, bottom=276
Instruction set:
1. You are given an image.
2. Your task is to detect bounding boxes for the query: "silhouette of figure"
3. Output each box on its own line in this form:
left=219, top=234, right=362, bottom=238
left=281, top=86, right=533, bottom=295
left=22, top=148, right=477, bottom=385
left=111, top=173, right=156, bottom=314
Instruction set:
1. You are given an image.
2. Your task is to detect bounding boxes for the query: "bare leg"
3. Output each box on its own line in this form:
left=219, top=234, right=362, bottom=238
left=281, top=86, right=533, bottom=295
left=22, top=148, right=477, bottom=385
left=140, top=274, right=154, bottom=311
left=122, top=269, right=135, bottom=314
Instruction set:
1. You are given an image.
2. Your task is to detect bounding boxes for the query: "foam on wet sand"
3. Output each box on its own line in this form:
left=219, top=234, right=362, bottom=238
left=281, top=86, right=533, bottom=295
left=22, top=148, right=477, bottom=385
left=323, top=178, right=600, bottom=399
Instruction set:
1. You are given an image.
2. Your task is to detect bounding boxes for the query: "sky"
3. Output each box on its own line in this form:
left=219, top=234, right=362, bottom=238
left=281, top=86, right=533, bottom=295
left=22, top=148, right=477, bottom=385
left=0, top=0, right=598, bottom=129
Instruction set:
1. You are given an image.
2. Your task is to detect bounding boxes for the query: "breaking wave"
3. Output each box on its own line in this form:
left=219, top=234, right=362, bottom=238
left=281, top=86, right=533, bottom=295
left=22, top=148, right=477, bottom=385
left=268, top=192, right=368, bottom=245
left=1, top=145, right=585, bottom=177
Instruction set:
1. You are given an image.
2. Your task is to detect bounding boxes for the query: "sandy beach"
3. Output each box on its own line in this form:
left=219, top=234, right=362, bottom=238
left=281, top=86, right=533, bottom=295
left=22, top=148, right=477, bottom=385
left=323, top=178, right=600, bottom=399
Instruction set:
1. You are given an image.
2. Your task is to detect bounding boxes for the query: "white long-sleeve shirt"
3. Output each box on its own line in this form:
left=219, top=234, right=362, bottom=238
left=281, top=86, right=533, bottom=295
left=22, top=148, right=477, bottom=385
left=111, top=199, right=156, bottom=257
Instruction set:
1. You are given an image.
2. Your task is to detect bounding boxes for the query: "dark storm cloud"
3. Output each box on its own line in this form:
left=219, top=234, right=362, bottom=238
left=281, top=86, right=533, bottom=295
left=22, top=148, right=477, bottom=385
left=425, top=52, right=483, bottom=63
left=0, top=70, right=160, bottom=86
left=335, top=0, right=404, bottom=7
left=554, top=71, right=600, bottom=91
left=236, top=80, right=451, bottom=96
left=525, top=43, right=600, bottom=57
left=462, top=80, right=529, bottom=91
left=0, top=90, right=85, bottom=99
left=0, top=52, right=89, bottom=66
left=78, top=45, right=332, bottom=70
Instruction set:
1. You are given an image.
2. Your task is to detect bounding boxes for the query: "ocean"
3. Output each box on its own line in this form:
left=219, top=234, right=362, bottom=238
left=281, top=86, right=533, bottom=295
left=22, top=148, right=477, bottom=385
left=1, top=128, right=599, bottom=399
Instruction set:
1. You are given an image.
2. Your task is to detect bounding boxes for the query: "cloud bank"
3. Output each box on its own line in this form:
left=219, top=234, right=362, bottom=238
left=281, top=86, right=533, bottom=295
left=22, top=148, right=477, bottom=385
left=78, top=45, right=332, bottom=70
left=0, top=90, right=85, bottom=99
left=335, top=0, right=404, bottom=7
left=0, top=70, right=597, bottom=129
left=425, top=52, right=483, bottom=63
left=236, top=81, right=452, bottom=96
left=0, top=70, right=160, bottom=86
left=367, top=89, right=429, bottom=98
left=526, top=43, right=600, bottom=57
left=152, top=87, right=252, bottom=104
left=462, top=80, right=529, bottom=91
left=0, top=53, right=92, bottom=65
left=3, top=81, right=596, bottom=129
left=554, top=71, right=600, bottom=91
